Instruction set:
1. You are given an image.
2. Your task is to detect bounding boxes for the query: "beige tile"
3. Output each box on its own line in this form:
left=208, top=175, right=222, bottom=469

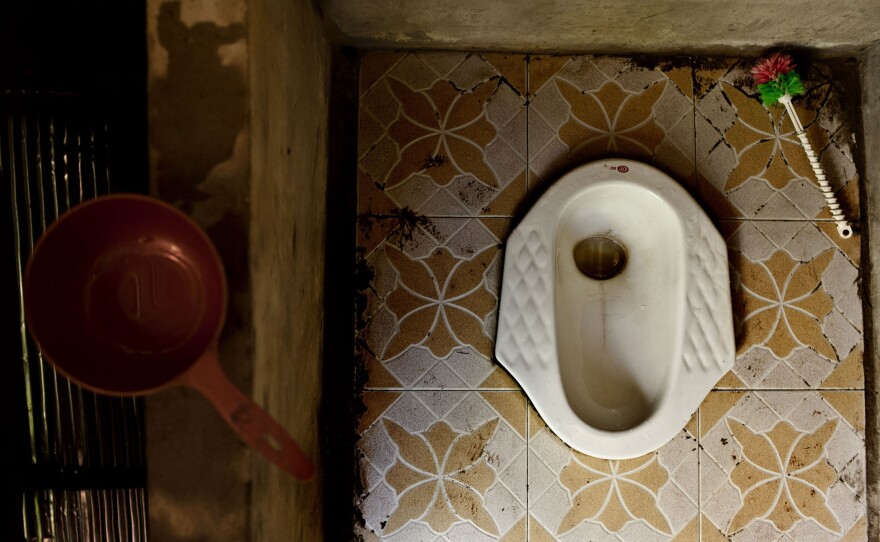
left=528, top=515, right=558, bottom=541
left=527, top=55, right=695, bottom=194
left=356, top=216, right=519, bottom=390
left=695, top=57, right=860, bottom=221
left=527, top=404, right=697, bottom=540
left=840, top=515, right=869, bottom=542
left=723, top=220, right=863, bottom=389
left=356, top=390, right=527, bottom=539
left=497, top=516, right=526, bottom=541
left=359, top=51, right=527, bottom=216
left=699, top=391, right=866, bottom=538
left=668, top=515, right=698, bottom=541
left=699, top=514, right=729, bottom=542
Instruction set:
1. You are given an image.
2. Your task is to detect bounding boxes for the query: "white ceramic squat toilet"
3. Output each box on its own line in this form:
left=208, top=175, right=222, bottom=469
left=496, top=159, right=734, bottom=459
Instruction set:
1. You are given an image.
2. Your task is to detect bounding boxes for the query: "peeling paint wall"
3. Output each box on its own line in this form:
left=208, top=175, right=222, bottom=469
left=146, top=1, right=253, bottom=541
left=320, top=0, right=880, bottom=54
left=248, top=0, right=329, bottom=540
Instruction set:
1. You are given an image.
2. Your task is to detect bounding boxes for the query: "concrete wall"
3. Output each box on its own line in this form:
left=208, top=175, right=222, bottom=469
left=248, top=0, right=329, bottom=540
left=146, top=1, right=252, bottom=541
left=146, top=0, right=329, bottom=540
left=320, top=0, right=880, bottom=54
left=860, top=41, right=880, bottom=542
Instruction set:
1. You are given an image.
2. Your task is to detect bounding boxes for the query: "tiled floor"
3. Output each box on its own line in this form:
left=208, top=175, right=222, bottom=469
left=354, top=52, right=867, bottom=541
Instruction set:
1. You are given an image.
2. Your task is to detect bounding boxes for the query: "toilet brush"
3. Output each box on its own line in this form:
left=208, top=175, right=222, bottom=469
left=752, top=53, right=852, bottom=239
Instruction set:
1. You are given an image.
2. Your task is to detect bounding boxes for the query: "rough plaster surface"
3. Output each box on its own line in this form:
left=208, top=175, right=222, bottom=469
left=248, top=0, right=329, bottom=540
left=319, top=0, right=880, bottom=54
left=146, top=1, right=253, bottom=541
left=860, top=41, right=880, bottom=542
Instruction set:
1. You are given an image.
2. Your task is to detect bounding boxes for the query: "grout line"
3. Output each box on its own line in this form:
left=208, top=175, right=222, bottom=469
left=525, top=54, right=531, bottom=198
left=360, top=214, right=517, bottom=219
left=363, top=387, right=865, bottom=392
left=711, top=387, right=866, bottom=392
left=359, top=213, right=858, bottom=222
left=364, top=387, right=523, bottom=392
left=717, top=217, right=858, bottom=223
left=697, top=401, right=702, bottom=542
left=526, top=394, right=530, bottom=542
left=692, top=57, right=699, bottom=201
left=493, top=447, right=529, bottom=508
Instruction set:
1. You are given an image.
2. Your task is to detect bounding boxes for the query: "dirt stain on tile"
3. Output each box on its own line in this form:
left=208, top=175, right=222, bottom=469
left=421, top=154, right=449, bottom=170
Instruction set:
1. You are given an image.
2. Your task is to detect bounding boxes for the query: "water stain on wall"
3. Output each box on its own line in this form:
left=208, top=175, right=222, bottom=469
left=150, top=0, right=246, bottom=209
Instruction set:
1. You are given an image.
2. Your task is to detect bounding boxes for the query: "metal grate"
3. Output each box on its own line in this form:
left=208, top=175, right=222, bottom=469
left=3, top=96, right=148, bottom=542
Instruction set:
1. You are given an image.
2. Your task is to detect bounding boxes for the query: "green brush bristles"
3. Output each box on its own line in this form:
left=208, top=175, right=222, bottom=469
left=756, top=71, right=806, bottom=106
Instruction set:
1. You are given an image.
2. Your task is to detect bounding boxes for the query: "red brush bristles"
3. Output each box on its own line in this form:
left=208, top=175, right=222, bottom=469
left=752, top=53, right=796, bottom=84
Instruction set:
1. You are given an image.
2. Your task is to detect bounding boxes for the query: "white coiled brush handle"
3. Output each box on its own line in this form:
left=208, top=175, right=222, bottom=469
left=778, top=94, right=852, bottom=239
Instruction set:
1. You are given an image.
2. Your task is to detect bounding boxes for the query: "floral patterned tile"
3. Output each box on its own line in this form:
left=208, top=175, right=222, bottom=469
left=359, top=52, right=528, bottom=217
left=721, top=220, right=863, bottom=390
left=527, top=405, right=699, bottom=541
left=694, top=57, right=861, bottom=222
left=527, top=55, right=695, bottom=194
left=356, top=216, right=519, bottom=390
left=699, top=391, right=867, bottom=541
left=354, top=52, right=869, bottom=542
left=356, top=390, right=528, bottom=540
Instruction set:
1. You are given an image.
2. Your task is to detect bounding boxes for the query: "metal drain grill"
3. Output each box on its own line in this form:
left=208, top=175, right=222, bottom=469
left=2, top=96, right=148, bottom=542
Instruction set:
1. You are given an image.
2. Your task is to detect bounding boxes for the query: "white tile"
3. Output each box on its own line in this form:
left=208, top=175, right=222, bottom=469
left=360, top=482, right=397, bottom=534
left=526, top=449, right=557, bottom=499
left=495, top=449, right=527, bottom=503
left=443, top=522, right=496, bottom=542
left=386, top=174, right=441, bottom=212
left=727, top=222, right=777, bottom=261
left=419, top=189, right=473, bottom=216
left=784, top=178, right=827, bottom=218
left=788, top=348, right=836, bottom=388
left=391, top=54, right=448, bottom=90
left=445, top=392, right=498, bottom=432
left=384, top=392, right=438, bottom=432
left=759, top=390, right=810, bottom=420
left=530, top=428, right=572, bottom=474
left=361, top=420, right=398, bottom=472
left=733, top=348, right=781, bottom=388
left=385, top=522, right=440, bottom=542
left=444, top=349, right=497, bottom=388
left=824, top=310, right=860, bottom=362
left=530, top=482, right=570, bottom=534
left=413, top=390, right=468, bottom=418
left=827, top=480, right=864, bottom=534
left=483, top=422, right=525, bottom=472
left=483, top=481, right=525, bottom=535
left=835, top=285, right=863, bottom=332
left=658, top=478, right=697, bottom=533
left=415, top=361, right=468, bottom=389
left=386, top=347, right=442, bottom=388
left=783, top=223, right=833, bottom=261
left=448, top=54, right=498, bottom=89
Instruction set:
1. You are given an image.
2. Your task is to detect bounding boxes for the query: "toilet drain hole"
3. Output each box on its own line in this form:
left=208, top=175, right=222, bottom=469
left=573, top=236, right=627, bottom=280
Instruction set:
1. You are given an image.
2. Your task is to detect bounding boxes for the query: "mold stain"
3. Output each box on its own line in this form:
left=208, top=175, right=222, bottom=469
left=421, top=154, right=448, bottom=170
left=458, top=178, right=493, bottom=211
left=392, top=207, right=434, bottom=248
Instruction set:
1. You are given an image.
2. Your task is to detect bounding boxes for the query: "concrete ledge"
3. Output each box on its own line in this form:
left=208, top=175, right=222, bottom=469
left=320, top=0, right=880, bottom=55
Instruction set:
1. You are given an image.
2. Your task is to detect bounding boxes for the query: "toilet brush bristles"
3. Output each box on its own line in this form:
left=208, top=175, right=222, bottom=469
left=752, top=53, right=805, bottom=106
